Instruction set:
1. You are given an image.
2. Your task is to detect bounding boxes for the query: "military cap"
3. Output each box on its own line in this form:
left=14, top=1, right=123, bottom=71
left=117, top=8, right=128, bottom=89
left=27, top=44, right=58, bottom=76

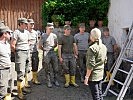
left=27, top=19, right=34, bottom=23
left=0, top=22, right=5, bottom=27
left=17, top=18, right=28, bottom=24
left=63, top=25, right=71, bottom=30
left=0, top=26, right=12, bottom=34
left=47, top=22, right=54, bottom=29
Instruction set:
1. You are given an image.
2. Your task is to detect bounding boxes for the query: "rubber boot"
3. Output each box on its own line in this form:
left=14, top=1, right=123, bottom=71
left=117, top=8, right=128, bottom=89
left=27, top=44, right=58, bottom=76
left=47, top=74, right=52, bottom=88
left=17, top=81, right=26, bottom=100
left=64, top=74, right=70, bottom=88
left=70, top=76, right=79, bottom=87
left=4, top=93, right=11, bottom=100
left=25, top=74, right=30, bottom=88
left=32, top=71, right=41, bottom=85
left=23, top=74, right=31, bottom=94
left=105, top=71, right=110, bottom=82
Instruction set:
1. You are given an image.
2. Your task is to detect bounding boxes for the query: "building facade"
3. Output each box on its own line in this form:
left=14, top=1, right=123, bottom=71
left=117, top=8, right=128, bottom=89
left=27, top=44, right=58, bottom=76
left=108, top=0, right=133, bottom=47
left=0, top=0, right=44, bottom=31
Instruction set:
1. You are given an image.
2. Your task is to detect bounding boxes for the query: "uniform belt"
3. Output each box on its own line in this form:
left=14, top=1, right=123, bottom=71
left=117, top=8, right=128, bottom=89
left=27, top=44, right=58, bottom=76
left=16, top=50, right=28, bottom=51
left=0, top=67, right=10, bottom=70
left=44, top=49, right=54, bottom=51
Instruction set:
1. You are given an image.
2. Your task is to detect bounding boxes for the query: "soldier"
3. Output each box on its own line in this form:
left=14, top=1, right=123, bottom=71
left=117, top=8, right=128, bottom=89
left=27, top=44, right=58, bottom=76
left=86, top=19, right=96, bottom=45
left=58, top=25, right=79, bottom=88
left=11, top=18, right=31, bottom=99
left=74, top=23, right=89, bottom=82
left=0, top=25, right=12, bottom=100
left=102, top=27, right=117, bottom=82
left=27, top=19, right=40, bottom=85
left=86, top=19, right=96, bottom=33
left=84, top=28, right=107, bottom=100
left=39, top=23, right=60, bottom=88
left=97, top=19, right=105, bottom=38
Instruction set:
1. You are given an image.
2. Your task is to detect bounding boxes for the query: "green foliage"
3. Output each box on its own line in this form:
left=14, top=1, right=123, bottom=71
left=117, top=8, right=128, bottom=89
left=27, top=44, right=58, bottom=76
left=41, top=0, right=110, bottom=26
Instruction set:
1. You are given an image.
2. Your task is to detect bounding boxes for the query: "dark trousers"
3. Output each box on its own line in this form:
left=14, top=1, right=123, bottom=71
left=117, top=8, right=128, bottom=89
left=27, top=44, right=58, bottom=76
left=31, top=51, right=39, bottom=72
left=43, top=51, right=59, bottom=80
left=61, top=54, right=76, bottom=76
left=106, top=52, right=114, bottom=71
left=77, top=50, right=87, bottom=77
left=89, top=80, right=103, bottom=100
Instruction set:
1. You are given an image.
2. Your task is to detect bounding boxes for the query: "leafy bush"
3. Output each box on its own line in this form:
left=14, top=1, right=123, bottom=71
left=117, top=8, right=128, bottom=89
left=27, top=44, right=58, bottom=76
left=41, top=0, right=110, bottom=26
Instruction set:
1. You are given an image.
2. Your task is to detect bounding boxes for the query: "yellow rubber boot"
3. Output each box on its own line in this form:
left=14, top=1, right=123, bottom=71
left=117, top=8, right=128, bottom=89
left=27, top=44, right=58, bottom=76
left=70, top=76, right=79, bottom=87
left=17, top=81, right=25, bottom=99
left=32, top=71, right=41, bottom=85
left=25, top=74, right=30, bottom=88
left=64, top=74, right=70, bottom=88
left=106, top=71, right=110, bottom=82
left=4, top=93, right=11, bottom=100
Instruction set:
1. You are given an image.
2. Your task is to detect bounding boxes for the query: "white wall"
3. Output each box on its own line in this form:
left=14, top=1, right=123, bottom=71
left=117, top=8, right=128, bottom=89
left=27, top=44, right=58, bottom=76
left=108, top=0, right=133, bottom=47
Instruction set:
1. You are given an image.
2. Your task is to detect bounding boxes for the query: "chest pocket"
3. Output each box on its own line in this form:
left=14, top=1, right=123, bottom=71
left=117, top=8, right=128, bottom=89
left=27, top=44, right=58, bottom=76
left=18, top=33, right=28, bottom=42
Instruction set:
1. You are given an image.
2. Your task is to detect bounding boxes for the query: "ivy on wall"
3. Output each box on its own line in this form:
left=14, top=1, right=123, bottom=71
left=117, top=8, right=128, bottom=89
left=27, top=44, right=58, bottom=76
left=41, top=0, right=110, bottom=26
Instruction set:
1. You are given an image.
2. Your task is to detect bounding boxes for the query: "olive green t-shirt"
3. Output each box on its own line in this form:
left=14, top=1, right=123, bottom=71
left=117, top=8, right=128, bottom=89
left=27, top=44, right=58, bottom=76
left=86, top=41, right=107, bottom=81
left=58, top=34, right=75, bottom=54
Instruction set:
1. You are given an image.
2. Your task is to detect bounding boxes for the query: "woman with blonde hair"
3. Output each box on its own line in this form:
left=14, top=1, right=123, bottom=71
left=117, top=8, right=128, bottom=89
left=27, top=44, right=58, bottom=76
left=84, top=28, right=107, bottom=100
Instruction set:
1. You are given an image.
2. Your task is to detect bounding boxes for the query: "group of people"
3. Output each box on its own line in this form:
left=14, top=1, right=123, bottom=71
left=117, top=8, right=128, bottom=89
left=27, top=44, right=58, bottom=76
left=0, top=18, right=117, bottom=100
left=0, top=18, right=40, bottom=100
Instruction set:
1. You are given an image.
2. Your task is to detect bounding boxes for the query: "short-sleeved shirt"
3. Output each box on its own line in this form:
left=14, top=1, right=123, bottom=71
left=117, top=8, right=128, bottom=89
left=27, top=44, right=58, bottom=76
left=102, top=36, right=116, bottom=53
left=39, top=33, right=57, bottom=51
left=28, top=29, right=38, bottom=52
left=74, top=32, right=89, bottom=51
left=12, top=29, right=29, bottom=50
left=58, top=34, right=75, bottom=54
left=0, top=41, right=11, bottom=69
left=86, top=41, right=107, bottom=81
